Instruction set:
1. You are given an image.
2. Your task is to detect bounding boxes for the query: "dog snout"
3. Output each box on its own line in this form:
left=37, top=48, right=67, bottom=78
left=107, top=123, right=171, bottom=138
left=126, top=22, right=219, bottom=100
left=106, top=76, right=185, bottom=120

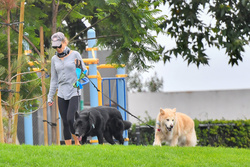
left=170, top=125, right=173, bottom=128
left=75, top=131, right=79, bottom=136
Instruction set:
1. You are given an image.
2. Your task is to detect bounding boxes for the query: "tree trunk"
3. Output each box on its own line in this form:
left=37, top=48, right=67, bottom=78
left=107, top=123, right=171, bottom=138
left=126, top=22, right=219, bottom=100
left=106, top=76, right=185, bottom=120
left=52, top=0, right=59, bottom=34
left=7, top=8, right=12, bottom=143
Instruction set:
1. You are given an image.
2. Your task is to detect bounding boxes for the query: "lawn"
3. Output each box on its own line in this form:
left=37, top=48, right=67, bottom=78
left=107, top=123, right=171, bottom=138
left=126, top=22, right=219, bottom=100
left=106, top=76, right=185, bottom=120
left=0, top=144, right=249, bottom=167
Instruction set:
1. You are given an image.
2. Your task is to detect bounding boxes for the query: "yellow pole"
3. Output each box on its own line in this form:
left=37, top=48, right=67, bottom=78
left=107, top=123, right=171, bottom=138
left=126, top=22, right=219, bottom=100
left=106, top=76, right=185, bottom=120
left=82, top=58, right=99, bottom=64
left=97, top=71, right=102, bottom=106
left=13, top=1, right=25, bottom=144
left=40, top=27, right=48, bottom=146
left=0, top=87, right=4, bottom=143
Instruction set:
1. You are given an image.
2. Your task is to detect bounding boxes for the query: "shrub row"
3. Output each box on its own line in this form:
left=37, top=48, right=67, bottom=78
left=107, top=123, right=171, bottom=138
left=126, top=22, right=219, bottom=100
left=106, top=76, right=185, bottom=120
left=195, top=119, right=250, bottom=148
left=128, top=119, right=250, bottom=148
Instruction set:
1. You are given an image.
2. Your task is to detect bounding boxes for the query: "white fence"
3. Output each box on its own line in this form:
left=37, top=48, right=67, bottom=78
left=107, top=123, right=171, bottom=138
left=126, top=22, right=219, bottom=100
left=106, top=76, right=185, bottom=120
left=127, top=89, right=250, bottom=124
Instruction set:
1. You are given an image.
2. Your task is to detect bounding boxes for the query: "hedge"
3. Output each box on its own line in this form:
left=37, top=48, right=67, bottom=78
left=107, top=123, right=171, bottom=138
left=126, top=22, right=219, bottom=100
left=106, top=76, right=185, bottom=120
left=128, top=119, right=250, bottom=148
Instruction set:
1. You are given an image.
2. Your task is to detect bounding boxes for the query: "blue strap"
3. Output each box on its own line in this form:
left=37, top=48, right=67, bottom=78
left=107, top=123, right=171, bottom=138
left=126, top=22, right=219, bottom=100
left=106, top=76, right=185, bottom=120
left=76, top=80, right=83, bottom=89
left=74, top=69, right=89, bottom=89
left=76, top=68, right=82, bottom=79
left=81, top=77, right=89, bottom=86
left=83, top=69, right=87, bottom=75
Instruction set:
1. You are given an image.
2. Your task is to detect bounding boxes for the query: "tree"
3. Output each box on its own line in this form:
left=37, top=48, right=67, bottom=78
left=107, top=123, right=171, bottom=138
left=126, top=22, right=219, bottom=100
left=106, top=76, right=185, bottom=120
left=2, top=1, right=249, bottom=71
left=156, top=0, right=250, bottom=66
left=1, top=0, right=165, bottom=69
left=0, top=0, right=42, bottom=143
left=0, top=0, right=18, bottom=143
left=127, top=72, right=144, bottom=92
left=30, top=0, right=250, bottom=68
left=127, top=71, right=163, bottom=92
left=145, top=72, right=163, bottom=92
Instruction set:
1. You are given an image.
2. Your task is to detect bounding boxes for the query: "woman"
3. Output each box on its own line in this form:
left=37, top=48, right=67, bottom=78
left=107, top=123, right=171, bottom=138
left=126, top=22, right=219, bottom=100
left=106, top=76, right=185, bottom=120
left=48, top=32, right=87, bottom=145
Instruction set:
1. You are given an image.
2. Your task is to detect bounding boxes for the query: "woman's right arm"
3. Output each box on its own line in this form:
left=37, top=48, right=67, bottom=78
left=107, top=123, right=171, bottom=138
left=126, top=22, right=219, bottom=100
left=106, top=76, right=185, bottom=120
left=47, top=57, right=58, bottom=104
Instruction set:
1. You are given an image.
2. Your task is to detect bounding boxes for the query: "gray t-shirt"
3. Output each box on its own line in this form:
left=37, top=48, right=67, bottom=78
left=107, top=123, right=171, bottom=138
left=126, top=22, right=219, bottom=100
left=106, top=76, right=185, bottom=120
left=47, top=50, right=87, bottom=102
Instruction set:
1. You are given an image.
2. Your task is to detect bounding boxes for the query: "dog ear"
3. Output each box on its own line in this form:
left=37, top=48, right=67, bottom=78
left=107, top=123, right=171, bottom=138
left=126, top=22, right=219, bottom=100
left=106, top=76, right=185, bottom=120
left=173, top=108, right=176, bottom=113
left=160, top=108, right=165, bottom=115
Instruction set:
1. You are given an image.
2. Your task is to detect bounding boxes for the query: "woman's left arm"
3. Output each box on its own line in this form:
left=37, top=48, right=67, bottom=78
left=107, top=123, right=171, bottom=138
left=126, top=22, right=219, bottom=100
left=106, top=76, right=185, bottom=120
left=76, top=52, right=87, bottom=72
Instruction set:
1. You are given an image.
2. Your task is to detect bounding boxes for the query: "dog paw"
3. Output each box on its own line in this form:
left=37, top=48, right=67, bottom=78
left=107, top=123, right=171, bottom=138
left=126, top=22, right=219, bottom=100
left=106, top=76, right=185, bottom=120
left=153, top=142, right=161, bottom=146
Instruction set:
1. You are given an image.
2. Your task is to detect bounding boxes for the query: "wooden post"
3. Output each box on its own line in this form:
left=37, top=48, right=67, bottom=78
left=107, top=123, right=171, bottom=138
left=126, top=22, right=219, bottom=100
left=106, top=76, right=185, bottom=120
left=0, top=87, right=4, bottom=143
left=56, top=96, right=60, bottom=145
left=40, top=27, right=48, bottom=146
left=51, top=101, right=56, bottom=144
left=13, top=1, right=25, bottom=144
left=51, top=93, right=60, bottom=145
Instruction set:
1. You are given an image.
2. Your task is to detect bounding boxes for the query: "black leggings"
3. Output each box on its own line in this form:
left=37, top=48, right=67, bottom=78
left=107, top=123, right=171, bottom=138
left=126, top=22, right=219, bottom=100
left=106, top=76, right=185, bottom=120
left=58, top=96, right=79, bottom=140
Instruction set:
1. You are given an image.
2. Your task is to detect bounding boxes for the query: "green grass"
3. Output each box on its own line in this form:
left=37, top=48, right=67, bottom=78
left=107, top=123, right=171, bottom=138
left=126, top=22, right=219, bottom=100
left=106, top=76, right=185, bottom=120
left=0, top=144, right=249, bottom=167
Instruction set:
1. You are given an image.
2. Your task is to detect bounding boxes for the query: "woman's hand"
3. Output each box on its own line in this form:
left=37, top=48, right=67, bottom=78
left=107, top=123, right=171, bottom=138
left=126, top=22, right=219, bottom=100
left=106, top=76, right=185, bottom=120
left=48, top=102, right=54, bottom=106
left=75, top=59, right=83, bottom=70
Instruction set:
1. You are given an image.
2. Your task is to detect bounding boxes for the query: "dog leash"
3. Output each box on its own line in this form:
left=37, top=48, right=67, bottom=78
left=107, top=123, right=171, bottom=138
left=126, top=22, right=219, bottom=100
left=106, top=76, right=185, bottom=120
left=87, top=77, right=155, bottom=130
left=73, top=59, right=154, bottom=130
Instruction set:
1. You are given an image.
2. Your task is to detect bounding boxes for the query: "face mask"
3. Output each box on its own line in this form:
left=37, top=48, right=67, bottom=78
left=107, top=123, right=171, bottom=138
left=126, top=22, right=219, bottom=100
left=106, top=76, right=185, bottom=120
left=56, top=46, right=71, bottom=58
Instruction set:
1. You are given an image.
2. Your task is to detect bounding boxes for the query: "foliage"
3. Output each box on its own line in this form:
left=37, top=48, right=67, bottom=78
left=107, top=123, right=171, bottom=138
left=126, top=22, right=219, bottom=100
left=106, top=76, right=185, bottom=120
left=127, top=72, right=144, bottom=92
left=157, top=0, right=250, bottom=66
left=94, top=0, right=165, bottom=70
left=129, top=116, right=250, bottom=148
left=145, top=72, right=163, bottom=92
left=3, top=0, right=165, bottom=70
left=44, top=48, right=57, bottom=90
left=127, top=72, right=163, bottom=92
left=129, top=111, right=155, bottom=145
left=0, top=1, right=43, bottom=143
left=1, top=0, right=249, bottom=73
left=1, top=144, right=250, bottom=166
left=0, top=36, right=42, bottom=114
left=0, top=0, right=18, bottom=10
left=0, top=0, right=42, bottom=111
left=0, top=53, right=5, bottom=77
left=195, top=119, right=250, bottom=148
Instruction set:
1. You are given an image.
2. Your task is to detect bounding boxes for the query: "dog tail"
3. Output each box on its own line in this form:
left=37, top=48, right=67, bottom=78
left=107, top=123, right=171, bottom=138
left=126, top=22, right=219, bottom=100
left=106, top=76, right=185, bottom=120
left=123, top=120, right=132, bottom=130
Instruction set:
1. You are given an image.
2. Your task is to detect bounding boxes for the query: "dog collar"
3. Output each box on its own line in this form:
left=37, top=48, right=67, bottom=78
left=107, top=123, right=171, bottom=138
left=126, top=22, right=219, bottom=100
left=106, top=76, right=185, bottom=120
left=156, top=121, right=161, bottom=131
left=156, top=121, right=160, bottom=126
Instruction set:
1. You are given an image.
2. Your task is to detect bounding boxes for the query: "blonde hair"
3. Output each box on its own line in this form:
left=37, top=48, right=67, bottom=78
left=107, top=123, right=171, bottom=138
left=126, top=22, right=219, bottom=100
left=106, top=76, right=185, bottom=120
left=62, top=37, right=69, bottom=45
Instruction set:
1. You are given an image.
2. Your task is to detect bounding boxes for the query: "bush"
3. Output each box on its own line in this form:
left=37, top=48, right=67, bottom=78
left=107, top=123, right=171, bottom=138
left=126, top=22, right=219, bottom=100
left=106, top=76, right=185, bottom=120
left=195, top=119, right=250, bottom=148
left=129, top=117, right=250, bottom=148
left=128, top=111, right=155, bottom=145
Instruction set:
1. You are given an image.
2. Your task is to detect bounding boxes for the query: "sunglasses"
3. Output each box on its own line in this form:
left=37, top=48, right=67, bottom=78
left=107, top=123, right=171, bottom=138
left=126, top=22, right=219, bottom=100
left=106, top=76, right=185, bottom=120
left=52, top=44, right=62, bottom=49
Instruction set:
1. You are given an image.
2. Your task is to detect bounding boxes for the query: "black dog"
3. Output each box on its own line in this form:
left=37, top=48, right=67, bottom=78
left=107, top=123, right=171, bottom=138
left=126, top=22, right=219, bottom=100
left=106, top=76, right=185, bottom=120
left=73, top=106, right=132, bottom=145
